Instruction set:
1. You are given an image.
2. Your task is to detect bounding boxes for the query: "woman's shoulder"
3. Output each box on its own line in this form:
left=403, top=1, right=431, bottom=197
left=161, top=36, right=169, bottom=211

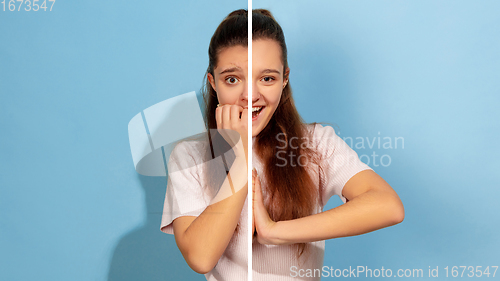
left=173, top=136, right=209, bottom=152
left=168, top=133, right=212, bottom=169
left=302, top=123, right=338, bottom=142
left=302, top=123, right=342, bottom=159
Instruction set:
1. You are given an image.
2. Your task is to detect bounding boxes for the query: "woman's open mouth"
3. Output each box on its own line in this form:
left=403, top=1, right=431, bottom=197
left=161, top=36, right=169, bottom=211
left=252, top=106, right=265, bottom=120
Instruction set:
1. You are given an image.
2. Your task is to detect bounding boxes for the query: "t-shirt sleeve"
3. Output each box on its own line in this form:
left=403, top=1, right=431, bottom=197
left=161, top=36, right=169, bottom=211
left=160, top=141, right=212, bottom=235
left=313, top=124, right=373, bottom=206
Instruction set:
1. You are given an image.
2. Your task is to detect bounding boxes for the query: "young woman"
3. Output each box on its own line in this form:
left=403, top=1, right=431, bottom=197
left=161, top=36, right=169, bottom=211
left=161, top=9, right=404, bottom=281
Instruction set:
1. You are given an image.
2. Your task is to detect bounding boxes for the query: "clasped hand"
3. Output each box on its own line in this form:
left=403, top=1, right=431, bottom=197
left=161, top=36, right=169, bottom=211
left=252, top=168, right=280, bottom=245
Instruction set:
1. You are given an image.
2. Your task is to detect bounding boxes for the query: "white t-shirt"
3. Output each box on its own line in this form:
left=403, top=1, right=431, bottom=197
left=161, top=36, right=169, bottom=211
left=161, top=124, right=372, bottom=281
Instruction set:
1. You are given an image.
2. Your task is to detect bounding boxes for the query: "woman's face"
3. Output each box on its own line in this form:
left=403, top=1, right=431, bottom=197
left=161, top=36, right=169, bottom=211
left=208, top=39, right=288, bottom=137
left=252, top=39, right=288, bottom=137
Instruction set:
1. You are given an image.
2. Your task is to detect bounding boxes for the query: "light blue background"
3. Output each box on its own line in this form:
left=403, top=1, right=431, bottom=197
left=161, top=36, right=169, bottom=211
left=1, top=1, right=499, bottom=281
left=0, top=1, right=243, bottom=280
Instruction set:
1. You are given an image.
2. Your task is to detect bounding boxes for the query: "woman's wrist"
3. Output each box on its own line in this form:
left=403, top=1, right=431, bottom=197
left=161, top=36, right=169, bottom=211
left=256, top=220, right=288, bottom=245
left=231, top=136, right=247, bottom=158
left=269, top=221, right=288, bottom=245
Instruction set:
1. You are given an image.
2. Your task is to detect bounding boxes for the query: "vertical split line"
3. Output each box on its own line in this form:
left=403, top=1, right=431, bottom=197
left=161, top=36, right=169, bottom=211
left=247, top=3, right=253, bottom=281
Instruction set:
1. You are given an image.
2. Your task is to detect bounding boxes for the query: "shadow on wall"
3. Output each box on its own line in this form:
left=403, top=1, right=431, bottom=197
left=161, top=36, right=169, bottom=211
left=107, top=174, right=204, bottom=281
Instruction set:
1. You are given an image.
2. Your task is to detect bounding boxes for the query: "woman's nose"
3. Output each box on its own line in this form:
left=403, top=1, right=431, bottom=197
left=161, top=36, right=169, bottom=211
left=251, top=85, right=261, bottom=103
left=242, top=87, right=260, bottom=102
left=242, top=83, right=260, bottom=102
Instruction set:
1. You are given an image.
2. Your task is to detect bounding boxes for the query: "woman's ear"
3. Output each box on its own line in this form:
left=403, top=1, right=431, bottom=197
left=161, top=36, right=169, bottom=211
left=283, top=68, right=290, bottom=87
left=207, top=73, right=217, bottom=92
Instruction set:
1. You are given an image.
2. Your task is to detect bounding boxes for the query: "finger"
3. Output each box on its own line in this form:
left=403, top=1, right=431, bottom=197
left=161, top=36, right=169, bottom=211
left=252, top=169, right=256, bottom=202
left=230, top=105, right=243, bottom=129
left=252, top=169, right=257, bottom=186
left=216, top=106, right=222, bottom=129
left=222, top=104, right=231, bottom=129
left=241, top=108, right=248, bottom=128
left=241, top=107, right=248, bottom=119
left=253, top=172, right=268, bottom=233
left=254, top=173, right=261, bottom=200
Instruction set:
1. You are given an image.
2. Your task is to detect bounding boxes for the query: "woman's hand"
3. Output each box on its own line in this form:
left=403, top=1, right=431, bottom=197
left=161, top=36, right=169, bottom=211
left=210, top=104, right=248, bottom=202
left=215, top=104, right=248, bottom=159
left=252, top=168, right=279, bottom=245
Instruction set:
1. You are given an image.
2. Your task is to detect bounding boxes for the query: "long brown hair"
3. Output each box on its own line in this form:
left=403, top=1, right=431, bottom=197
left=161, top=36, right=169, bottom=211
left=201, top=9, right=322, bottom=258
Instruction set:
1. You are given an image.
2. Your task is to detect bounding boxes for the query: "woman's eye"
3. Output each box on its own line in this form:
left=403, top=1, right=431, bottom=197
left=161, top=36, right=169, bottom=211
left=261, top=76, right=275, bottom=83
left=225, top=77, right=238, bottom=84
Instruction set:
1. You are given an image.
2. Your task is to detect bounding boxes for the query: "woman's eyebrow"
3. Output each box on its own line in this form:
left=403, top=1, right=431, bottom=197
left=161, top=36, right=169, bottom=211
left=219, top=67, right=243, bottom=75
left=261, top=69, right=281, bottom=75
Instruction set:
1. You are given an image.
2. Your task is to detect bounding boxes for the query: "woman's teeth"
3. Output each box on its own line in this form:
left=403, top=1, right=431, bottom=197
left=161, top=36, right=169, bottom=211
left=252, top=106, right=263, bottom=118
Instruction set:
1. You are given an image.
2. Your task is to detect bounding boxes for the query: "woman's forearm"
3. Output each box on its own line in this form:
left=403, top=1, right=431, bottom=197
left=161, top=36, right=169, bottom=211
left=176, top=184, right=247, bottom=273
left=265, top=189, right=404, bottom=245
left=174, top=154, right=248, bottom=274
